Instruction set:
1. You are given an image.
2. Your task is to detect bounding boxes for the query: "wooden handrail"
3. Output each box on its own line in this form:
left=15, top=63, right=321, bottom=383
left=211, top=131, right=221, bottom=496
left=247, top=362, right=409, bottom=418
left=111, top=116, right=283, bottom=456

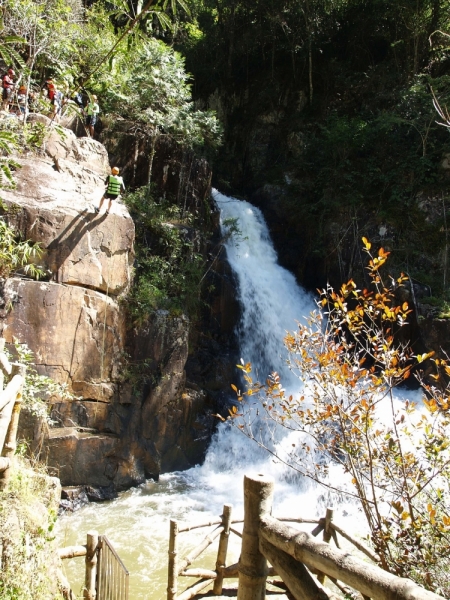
left=259, top=514, right=444, bottom=600
left=166, top=475, right=446, bottom=599
left=0, top=338, right=27, bottom=490
left=0, top=373, right=24, bottom=491
left=0, top=338, right=12, bottom=380
left=59, top=545, right=87, bottom=559
left=0, top=373, right=23, bottom=414
left=260, top=536, right=337, bottom=600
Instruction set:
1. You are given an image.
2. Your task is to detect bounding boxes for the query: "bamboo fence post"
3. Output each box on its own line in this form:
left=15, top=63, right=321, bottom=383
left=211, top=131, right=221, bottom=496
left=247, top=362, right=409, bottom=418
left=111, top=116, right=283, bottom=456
left=317, top=508, right=334, bottom=585
left=0, top=365, right=25, bottom=491
left=84, top=531, right=98, bottom=600
left=167, top=519, right=179, bottom=600
left=0, top=339, right=5, bottom=391
left=237, top=473, right=274, bottom=600
left=213, top=503, right=232, bottom=595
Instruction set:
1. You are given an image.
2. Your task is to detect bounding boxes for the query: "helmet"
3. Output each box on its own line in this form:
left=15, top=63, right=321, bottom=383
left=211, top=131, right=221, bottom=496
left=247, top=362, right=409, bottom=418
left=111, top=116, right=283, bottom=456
left=8, top=69, right=15, bottom=76
left=111, top=167, right=120, bottom=175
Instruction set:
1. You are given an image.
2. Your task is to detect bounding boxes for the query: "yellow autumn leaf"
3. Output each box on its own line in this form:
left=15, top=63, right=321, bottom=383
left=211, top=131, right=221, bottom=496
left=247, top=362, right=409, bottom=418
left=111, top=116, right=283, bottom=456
left=362, top=236, right=371, bottom=250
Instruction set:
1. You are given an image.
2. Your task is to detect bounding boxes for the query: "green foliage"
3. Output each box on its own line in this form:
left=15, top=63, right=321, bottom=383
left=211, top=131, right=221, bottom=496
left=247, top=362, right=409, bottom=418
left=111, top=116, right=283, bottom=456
left=0, top=129, right=19, bottom=190
left=99, top=36, right=222, bottom=149
left=9, top=341, right=75, bottom=420
left=109, top=0, right=191, bottom=34
left=221, top=216, right=247, bottom=247
left=125, top=186, right=206, bottom=323
left=2, top=0, right=83, bottom=82
left=0, top=117, right=53, bottom=152
left=0, top=219, right=44, bottom=280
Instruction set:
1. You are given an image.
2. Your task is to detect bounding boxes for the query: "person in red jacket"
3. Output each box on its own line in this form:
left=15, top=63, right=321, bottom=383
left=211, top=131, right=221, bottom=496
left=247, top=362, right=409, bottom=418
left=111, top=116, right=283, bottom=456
left=2, top=69, right=15, bottom=112
left=44, top=78, right=55, bottom=101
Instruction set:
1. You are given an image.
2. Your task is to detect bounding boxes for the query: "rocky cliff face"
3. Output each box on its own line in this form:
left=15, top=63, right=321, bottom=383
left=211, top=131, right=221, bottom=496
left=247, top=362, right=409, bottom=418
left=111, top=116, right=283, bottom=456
left=0, top=122, right=238, bottom=492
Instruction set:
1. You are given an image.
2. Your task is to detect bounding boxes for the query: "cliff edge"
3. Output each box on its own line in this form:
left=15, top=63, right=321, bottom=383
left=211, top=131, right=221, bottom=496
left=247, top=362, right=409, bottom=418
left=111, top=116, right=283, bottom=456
left=0, top=124, right=222, bottom=492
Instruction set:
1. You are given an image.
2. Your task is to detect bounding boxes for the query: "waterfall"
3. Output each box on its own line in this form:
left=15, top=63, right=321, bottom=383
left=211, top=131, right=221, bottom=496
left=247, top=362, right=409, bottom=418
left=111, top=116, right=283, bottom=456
left=57, top=191, right=363, bottom=600
left=193, top=190, right=319, bottom=488
left=214, top=189, right=316, bottom=387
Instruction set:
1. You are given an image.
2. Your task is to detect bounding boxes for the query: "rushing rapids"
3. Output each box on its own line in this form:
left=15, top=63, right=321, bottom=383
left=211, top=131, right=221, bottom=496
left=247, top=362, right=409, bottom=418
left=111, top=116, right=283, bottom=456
left=57, top=191, right=365, bottom=599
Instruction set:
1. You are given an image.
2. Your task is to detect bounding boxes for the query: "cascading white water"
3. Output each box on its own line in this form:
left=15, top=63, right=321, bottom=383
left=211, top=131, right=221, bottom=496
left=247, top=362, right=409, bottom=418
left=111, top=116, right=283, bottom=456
left=57, top=191, right=363, bottom=599
left=215, top=189, right=315, bottom=387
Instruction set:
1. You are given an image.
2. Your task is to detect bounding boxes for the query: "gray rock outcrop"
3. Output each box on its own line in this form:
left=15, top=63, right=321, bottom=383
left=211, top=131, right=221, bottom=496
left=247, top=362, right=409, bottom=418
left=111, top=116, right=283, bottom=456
left=1, top=128, right=134, bottom=295
left=0, top=121, right=232, bottom=492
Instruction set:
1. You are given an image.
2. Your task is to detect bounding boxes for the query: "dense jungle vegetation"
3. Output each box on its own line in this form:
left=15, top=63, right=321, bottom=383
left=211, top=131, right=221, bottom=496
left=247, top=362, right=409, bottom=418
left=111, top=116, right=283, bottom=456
left=173, top=0, right=450, bottom=300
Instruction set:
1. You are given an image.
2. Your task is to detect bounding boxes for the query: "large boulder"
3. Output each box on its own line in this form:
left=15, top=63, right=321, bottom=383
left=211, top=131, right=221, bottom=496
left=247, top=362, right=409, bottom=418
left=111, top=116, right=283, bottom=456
left=2, top=279, right=125, bottom=400
left=1, top=128, right=134, bottom=295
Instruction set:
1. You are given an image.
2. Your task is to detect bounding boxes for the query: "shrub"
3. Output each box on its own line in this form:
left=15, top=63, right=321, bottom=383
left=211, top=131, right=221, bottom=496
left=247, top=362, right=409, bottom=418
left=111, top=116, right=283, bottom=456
left=124, top=187, right=205, bottom=324
left=227, top=239, right=450, bottom=595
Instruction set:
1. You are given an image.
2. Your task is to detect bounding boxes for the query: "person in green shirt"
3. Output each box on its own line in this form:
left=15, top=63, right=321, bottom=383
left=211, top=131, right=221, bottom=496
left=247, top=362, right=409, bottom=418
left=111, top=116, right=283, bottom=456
left=85, top=94, right=99, bottom=137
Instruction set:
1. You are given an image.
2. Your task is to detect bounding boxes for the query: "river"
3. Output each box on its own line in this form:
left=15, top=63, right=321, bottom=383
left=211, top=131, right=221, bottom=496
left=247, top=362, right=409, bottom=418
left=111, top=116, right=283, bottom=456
left=57, top=190, right=365, bottom=599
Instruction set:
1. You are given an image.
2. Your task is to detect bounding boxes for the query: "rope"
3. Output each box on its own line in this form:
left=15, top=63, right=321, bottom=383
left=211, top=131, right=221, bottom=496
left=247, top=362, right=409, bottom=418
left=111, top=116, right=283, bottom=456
left=99, top=206, right=120, bottom=406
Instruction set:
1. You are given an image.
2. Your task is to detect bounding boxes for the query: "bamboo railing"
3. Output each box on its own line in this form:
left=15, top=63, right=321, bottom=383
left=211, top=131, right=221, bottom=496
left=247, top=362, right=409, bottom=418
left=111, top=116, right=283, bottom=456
left=0, top=338, right=26, bottom=490
left=239, top=474, right=445, bottom=600
left=167, top=503, right=337, bottom=598
left=168, top=506, right=250, bottom=600
left=167, top=474, right=447, bottom=600
left=59, top=530, right=129, bottom=600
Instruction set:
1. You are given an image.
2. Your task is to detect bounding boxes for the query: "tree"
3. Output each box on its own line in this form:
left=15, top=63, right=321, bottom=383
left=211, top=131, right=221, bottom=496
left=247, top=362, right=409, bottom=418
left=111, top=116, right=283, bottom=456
left=225, top=238, right=450, bottom=595
left=2, top=0, right=83, bottom=95
left=103, top=36, right=221, bottom=184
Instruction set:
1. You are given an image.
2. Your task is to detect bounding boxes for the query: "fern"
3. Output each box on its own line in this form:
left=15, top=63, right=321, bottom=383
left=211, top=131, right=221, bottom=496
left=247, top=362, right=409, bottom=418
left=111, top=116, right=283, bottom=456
left=0, top=218, right=44, bottom=280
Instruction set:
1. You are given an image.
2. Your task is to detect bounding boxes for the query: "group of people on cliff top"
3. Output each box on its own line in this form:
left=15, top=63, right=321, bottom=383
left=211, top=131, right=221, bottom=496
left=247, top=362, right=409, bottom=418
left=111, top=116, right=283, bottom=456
left=2, top=68, right=124, bottom=215
left=2, top=69, right=100, bottom=137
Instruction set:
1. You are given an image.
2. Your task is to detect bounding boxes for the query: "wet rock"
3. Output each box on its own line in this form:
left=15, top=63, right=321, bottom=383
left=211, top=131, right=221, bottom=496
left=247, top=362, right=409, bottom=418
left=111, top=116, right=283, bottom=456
left=59, top=487, right=89, bottom=513
left=85, top=484, right=118, bottom=502
left=419, top=317, right=450, bottom=358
